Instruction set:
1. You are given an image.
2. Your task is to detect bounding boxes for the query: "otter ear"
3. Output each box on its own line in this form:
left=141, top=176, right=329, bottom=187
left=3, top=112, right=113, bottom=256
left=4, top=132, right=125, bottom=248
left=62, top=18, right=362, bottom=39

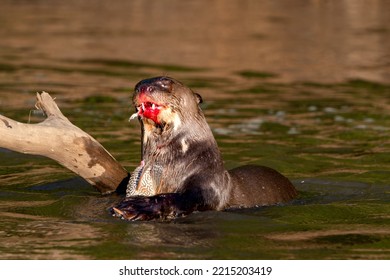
left=194, top=93, right=203, bottom=104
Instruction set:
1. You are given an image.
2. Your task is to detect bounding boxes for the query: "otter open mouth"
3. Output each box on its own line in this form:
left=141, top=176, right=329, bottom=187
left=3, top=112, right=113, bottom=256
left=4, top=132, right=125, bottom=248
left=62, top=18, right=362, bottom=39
left=130, top=101, right=163, bottom=125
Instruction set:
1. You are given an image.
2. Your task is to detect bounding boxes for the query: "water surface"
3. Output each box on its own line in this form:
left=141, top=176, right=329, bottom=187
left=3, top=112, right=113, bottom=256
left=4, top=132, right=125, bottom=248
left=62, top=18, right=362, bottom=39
left=0, top=0, right=389, bottom=259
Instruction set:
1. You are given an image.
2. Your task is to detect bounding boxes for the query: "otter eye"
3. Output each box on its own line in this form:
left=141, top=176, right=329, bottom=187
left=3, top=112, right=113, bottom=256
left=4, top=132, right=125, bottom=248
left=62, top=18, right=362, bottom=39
left=157, top=78, right=173, bottom=93
left=160, top=83, right=169, bottom=89
left=160, top=83, right=172, bottom=93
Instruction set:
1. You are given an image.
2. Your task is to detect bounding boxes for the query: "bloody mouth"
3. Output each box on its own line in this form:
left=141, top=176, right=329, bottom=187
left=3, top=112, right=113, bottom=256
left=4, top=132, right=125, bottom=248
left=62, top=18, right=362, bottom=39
left=130, top=101, right=162, bottom=125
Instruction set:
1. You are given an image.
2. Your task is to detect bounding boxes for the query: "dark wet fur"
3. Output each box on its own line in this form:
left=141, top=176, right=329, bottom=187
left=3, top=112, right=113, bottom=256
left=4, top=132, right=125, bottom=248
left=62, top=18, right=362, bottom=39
left=111, top=186, right=215, bottom=221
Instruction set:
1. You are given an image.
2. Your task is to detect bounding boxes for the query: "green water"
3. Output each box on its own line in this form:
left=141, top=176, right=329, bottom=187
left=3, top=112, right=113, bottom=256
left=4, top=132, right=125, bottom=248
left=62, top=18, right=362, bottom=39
left=1, top=75, right=389, bottom=260
left=0, top=0, right=389, bottom=259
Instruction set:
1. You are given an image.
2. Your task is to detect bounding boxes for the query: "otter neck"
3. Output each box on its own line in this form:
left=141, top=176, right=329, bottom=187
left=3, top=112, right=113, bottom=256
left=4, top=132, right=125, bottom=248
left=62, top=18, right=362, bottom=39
left=143, top=111, right=222, bottom=164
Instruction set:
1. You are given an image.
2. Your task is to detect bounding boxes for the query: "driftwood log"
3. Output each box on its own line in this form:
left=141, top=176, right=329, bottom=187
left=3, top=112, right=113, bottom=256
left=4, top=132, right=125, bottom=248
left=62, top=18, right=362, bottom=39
left=0, top=92, right=129, bottom=194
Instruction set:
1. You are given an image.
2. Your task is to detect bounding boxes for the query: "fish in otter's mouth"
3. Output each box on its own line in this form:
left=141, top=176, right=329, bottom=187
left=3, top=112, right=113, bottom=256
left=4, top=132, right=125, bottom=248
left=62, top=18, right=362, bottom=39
left=129, top=101, right=163, bottom=124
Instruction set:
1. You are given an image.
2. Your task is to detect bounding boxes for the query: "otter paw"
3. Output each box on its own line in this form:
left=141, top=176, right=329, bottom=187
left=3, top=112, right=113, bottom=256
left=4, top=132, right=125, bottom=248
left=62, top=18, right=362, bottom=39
left=110, top=194, right=183, bottom=221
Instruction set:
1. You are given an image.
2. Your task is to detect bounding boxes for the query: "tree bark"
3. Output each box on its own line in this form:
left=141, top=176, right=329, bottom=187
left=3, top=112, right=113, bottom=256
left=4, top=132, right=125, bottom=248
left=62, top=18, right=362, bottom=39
left=0, top=92, right=129, bottom=194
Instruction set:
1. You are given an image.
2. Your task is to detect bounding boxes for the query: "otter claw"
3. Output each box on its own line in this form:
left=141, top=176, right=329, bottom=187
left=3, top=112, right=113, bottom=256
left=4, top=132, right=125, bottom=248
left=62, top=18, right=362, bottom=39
left=111, top=206, right=140, bottom=221
left=111, top=207, right=122, bottom=216
left=111, top=207, right=126, bottom=218
left=111, top=194, right=182, bottom=221
left=110, top=196, right=159, bottom=221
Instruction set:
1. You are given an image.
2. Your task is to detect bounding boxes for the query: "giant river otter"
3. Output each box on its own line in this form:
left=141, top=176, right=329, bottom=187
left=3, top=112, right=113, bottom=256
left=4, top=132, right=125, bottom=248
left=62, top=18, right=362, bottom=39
left=111, top=76, right=297, bottom=221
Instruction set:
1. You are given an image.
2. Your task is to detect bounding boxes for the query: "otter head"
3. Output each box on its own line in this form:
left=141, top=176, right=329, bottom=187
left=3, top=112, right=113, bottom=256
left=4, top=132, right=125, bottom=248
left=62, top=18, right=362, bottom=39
left=131, top=76, right=203, bottom=135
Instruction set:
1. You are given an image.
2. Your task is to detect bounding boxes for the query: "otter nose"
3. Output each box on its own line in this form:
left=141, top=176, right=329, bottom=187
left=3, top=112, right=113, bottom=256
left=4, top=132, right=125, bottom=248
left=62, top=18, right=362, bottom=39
left=135, top=76, right=174, bottom=94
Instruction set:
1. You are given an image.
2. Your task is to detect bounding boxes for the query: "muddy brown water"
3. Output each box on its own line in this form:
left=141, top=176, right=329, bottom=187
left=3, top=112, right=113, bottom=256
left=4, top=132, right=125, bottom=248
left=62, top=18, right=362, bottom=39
left=0, top=0, right=389, bottom=259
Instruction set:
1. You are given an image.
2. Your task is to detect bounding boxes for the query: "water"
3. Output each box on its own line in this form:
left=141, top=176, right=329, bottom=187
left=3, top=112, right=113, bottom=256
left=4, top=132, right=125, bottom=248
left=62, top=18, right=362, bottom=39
left=0, top=0, right=389, bottom=259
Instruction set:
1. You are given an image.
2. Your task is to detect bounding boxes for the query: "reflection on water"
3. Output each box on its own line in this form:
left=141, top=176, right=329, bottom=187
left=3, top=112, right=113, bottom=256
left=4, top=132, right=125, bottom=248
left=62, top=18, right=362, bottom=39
left=0, top=217, right=105, bottom=259
left=1, top=0, right=389, bottom=105
left=0, top=0, right=390, bottom=259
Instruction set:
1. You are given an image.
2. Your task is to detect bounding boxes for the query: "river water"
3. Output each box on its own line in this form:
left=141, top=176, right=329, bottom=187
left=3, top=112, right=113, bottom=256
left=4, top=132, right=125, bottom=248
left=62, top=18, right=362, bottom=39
left=0, top=0, right=389, bottom=259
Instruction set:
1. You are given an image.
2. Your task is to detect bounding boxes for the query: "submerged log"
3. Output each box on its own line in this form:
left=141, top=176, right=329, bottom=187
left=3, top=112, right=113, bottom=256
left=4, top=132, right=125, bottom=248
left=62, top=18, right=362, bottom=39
left=0, top=92, right=129, bottom=194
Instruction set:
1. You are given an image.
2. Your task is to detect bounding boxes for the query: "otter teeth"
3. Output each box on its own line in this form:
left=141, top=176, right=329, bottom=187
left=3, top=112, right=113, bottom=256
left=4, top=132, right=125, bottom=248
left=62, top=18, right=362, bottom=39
left=129, top=102, right=161, bottom=122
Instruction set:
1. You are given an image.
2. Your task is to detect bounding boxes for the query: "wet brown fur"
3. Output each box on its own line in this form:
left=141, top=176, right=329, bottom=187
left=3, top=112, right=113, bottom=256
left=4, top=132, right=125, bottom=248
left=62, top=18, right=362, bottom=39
left=112, top=77, right=297, bottom=221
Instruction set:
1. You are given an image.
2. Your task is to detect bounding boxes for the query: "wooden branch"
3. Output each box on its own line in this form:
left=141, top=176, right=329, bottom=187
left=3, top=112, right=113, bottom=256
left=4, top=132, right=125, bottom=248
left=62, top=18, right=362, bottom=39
left=0, top=92, right=129, bottom=194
